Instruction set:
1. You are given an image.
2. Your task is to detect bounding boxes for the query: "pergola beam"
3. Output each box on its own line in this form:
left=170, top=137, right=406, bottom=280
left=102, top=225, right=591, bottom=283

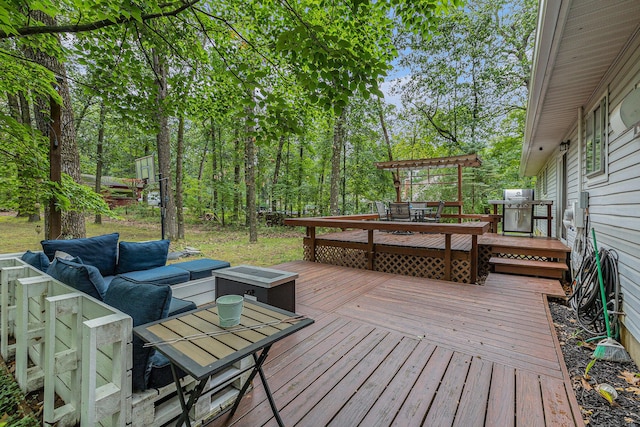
left=374, top=153, right=482, bottom=170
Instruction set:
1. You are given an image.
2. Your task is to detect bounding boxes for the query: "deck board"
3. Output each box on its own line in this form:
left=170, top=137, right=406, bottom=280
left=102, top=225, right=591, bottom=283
left=206, top=261, right=581, bottom=427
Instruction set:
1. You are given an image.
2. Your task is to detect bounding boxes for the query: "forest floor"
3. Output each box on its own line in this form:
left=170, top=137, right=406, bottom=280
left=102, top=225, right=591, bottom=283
left=550, top=300, right=640, bottom=426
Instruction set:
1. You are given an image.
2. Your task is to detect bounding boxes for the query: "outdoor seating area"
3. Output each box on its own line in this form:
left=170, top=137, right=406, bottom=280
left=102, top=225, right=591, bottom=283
left=379, top=200, right=445, bottom=223
left=0, top=237, right=240, bottom=427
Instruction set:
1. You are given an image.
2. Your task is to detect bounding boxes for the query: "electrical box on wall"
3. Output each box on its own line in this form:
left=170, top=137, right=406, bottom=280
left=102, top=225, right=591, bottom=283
left=579, top=191, right=589, bottom=209
left=573, top=201, right=585, bottom=228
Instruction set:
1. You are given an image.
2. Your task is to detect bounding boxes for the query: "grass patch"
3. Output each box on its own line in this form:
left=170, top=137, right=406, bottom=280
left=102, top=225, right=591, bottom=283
left=0, top=212, right=305, bottom=267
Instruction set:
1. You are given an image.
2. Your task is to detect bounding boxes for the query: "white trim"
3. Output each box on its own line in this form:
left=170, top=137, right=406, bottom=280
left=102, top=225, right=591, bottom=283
left=521, top=0, right=571, bottom=175
left=585, top=93, right=610, bottom=187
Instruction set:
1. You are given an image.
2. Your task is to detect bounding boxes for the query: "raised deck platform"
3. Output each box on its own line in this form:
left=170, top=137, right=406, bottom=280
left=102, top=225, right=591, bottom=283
left=299, top=227, right=571, bottom=283
left=207, top=261, right=581, bottom=426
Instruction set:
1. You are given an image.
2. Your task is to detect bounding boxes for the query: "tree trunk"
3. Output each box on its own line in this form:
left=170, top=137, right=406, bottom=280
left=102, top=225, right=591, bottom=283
left=211, top=121, right=218, bottom=215
left=24, top=12, right=85, bottom=238
left=330, top=111, right=345, bottom=215
left=297, top=143, right=304, bottom=216
left=233, top=127, right=241, bottom=222
left=153, top=50, right=177, bottom=240
left=176, top=115, right=185, bottom=239
left=271, top=135, right=286, bottom=213
left=197, top=138, right=208, bottom=216
left=217, top=127, right=225, bottom=226
left=94, top=101, right=106, bottom=224
left=245, top=107, right=257, bottom=243
left=377, top=99, right=400, bottom=201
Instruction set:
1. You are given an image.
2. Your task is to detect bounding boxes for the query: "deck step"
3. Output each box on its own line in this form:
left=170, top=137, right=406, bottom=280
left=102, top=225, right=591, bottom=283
left=489, top=257, right=568, bottom=279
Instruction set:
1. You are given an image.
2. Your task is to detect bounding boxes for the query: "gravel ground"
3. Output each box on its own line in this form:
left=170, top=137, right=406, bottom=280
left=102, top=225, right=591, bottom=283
left=550, top=300, right=640, bottom=426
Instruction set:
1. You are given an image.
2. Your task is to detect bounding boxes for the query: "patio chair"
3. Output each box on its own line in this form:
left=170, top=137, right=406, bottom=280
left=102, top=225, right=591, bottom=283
left=389, top=202, right=412, bottom=222
left=410, top=202, right=429, bottom=221
left=424, top=200, right=445, bottom=223
left=375, top=201, right=389, bottom=221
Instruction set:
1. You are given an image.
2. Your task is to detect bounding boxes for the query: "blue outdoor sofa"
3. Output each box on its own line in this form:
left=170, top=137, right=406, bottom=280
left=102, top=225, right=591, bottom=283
left=20, top=232, right=230, bottom=391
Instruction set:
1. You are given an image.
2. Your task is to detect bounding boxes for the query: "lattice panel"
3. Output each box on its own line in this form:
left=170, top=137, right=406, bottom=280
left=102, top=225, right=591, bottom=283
left=495, top=253, right=551, bottom=262
left=478, top=245, right=492, bottom=277
left=314, top=245, right=368, bottom=269
left=304, top=243, right=472, bottom=283
left=376, top=253, right=448, bottom=281
left=303, top=244, right=312, bottom=261
left=451, top=260, right=471, bottom=283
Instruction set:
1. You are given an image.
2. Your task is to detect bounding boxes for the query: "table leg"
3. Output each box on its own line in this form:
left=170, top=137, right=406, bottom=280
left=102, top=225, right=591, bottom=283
left=227, top=345, right=284, bottom=426
left=173, top=364, right=208, bottom=427
left=256, top=357, right=285, bottom=427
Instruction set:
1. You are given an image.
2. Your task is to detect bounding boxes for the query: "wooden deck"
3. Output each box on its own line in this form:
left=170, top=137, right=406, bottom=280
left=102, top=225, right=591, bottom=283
left=207, top=261, right=581, bottom=427
left=303, top=229, right=571, bottom=283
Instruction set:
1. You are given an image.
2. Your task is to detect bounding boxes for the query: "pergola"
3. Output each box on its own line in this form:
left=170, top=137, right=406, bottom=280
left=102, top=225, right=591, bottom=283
left=374, top=153, right=482, bottom=212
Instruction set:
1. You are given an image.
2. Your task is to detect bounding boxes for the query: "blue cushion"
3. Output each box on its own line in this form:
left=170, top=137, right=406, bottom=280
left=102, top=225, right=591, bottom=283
left=118, top=266, right=190, bottom=286
left=147, top=352, right=187, bottom=389
left=41, top=233, right=119, bottom=276
left=116, top=240, right=170, bottom=274
left=46, top=258, right=107, bottom=300
left=171, top=258, right=230, bottom=280
left=21, top=250, right=50, bottom=272
left=104, top=277, right=172, bottom=391
left=168, top=297, right=196, bottom=317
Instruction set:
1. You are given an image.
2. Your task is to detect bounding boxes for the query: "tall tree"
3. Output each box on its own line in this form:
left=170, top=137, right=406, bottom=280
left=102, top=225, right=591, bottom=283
left=330, top=111, right=346, bottom=215
left=176, top=115, right=185, bottom=239
left=152, top=50, right=177, bottom=239
left=94, top=100, right=106, bottom=224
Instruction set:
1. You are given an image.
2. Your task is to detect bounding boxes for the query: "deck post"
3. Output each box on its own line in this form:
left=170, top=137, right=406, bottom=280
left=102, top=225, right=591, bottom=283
left=308, top=227, right=316, bottom=262
left=367, top=229, right=374, bottom=270
left=470, top=235, right=478, bottom=284
left=444, top=234, right=452, bottom=281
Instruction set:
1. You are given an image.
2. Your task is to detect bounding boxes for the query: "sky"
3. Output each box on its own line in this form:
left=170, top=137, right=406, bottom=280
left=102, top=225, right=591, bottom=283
left=380, top=75, right=410, bottom=110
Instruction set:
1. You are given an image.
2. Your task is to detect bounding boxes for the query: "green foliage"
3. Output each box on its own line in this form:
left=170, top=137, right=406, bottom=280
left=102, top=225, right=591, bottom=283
left=3, top=0, right=534, bottom=231
left=46, top=174, right=115, bottom=218
left=0, top=364, right=39, bottom=427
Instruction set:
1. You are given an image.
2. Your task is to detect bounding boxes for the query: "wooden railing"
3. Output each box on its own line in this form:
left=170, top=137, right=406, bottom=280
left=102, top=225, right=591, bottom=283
left=285, top=215, right=491, bottom=283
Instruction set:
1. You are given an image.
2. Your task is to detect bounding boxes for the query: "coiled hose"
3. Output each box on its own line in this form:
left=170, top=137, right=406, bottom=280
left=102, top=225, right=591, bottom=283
left=569, top=231, right=622, bottom=338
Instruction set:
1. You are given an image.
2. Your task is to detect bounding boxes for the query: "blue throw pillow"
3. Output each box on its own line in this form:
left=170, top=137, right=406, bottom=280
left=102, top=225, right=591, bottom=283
left=41, top=233, right=119, bottom=277
left=46, top=257, right=108, bottom=300
left=104, top=277, right=172, bottom=391
left=116, top=240, right=170, bottom=274
left=21, top=250, right=50, bottom=272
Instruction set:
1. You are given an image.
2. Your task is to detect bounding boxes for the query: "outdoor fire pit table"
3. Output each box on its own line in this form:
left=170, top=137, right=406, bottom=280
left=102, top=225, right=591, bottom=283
left=214, top=265, right=298, bottom=312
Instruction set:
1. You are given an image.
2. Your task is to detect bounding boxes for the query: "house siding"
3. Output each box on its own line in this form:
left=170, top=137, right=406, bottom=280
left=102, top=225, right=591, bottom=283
left=549, top=36, right=640, bottom=347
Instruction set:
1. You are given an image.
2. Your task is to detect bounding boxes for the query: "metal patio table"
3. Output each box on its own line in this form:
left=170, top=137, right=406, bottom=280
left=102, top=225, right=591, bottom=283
left=134, top=298, right=313, bottom=427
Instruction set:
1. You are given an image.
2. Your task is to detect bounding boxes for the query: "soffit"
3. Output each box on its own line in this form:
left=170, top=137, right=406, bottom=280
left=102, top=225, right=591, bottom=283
left=521, top=0, right=640, bottom=176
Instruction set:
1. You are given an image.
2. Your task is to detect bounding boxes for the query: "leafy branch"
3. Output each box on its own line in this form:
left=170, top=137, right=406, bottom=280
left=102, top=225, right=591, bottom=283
left=0, top=0, right=201, bottom=39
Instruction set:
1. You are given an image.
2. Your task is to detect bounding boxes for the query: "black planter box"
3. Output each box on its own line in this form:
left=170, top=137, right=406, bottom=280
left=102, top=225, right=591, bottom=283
left=214, top=265, right=297, bottom=312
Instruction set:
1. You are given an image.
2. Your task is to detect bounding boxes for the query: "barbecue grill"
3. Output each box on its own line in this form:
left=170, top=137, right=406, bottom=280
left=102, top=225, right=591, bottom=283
left=502, top=189, right=534, bottom=235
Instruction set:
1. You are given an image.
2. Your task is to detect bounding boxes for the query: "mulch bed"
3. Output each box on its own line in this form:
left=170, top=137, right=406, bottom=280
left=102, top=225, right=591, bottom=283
left=550, top=300, right=640, bottom=426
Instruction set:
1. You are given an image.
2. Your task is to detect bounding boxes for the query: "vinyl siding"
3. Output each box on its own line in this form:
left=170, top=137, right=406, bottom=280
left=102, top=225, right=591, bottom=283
left=562, top=37, right=640, bottom=344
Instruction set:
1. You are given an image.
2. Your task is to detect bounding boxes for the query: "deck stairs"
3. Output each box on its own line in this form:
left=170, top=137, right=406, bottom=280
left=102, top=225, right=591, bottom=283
left=480, top=234, right=570, bottom=280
